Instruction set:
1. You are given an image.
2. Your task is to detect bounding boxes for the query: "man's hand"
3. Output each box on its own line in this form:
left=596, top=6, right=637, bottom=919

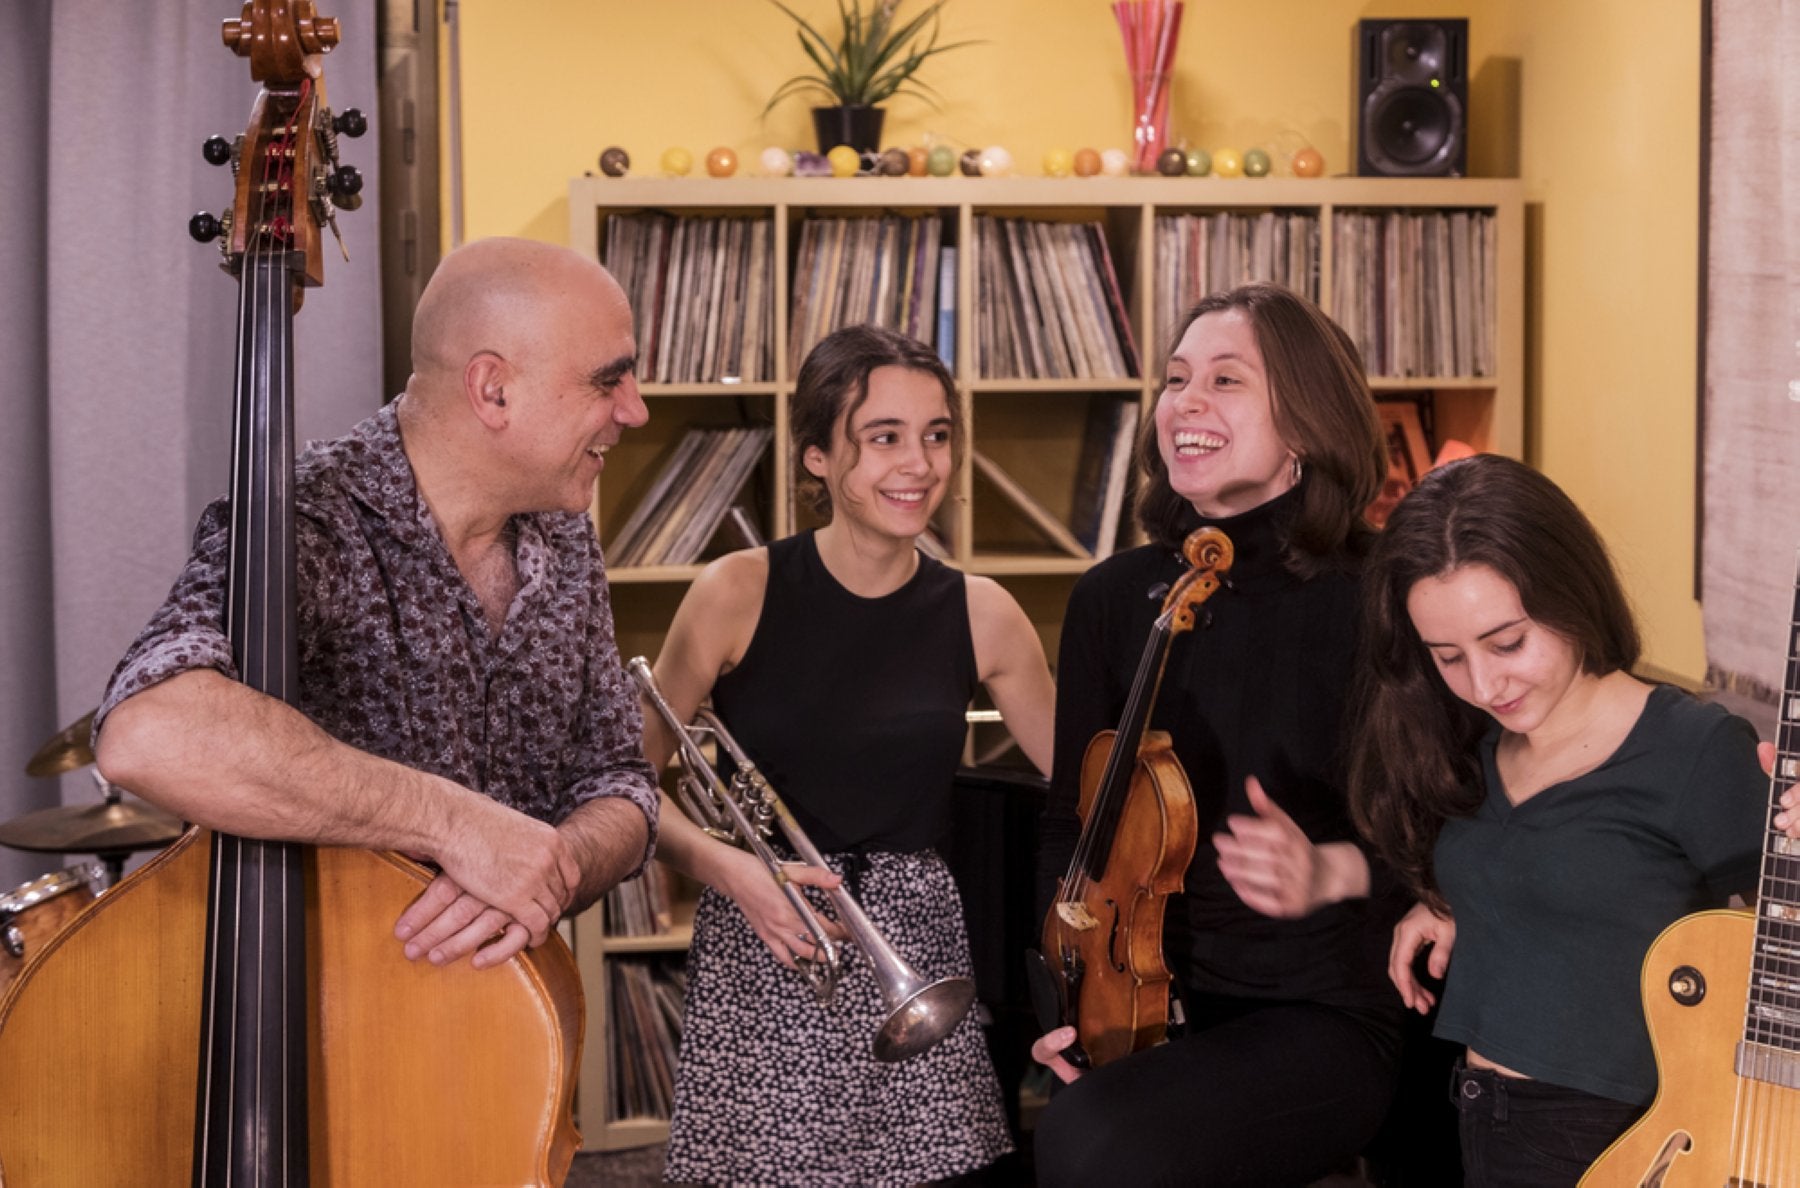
left=424, top=799, right=581, bottom=948
left=395, top=873, right=533, bottom=969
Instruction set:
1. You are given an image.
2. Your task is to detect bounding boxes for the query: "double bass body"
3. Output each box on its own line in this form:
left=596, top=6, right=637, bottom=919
left=0, top=837, right=582, bottom=1185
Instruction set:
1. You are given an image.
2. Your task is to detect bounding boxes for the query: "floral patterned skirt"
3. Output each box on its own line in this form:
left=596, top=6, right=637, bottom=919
left=662, top=849, right=1012, bottom=1187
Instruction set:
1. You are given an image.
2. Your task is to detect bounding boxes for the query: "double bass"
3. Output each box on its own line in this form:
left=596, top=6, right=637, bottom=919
left=0, top=5, right=582, bottom=1183
left=1030, top=526, right=1233, bottom=1068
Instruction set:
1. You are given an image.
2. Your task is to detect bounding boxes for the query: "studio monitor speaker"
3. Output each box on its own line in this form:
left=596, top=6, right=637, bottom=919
left=1355, top=19, right=1467, bottom=177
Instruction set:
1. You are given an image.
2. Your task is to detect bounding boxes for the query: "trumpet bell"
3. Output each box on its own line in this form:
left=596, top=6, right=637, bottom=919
left=872, top=973, right=977, bottom=1063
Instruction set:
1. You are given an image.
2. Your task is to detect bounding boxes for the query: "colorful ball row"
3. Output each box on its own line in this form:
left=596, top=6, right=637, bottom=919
left=597, top=143, right=1325, bottom=180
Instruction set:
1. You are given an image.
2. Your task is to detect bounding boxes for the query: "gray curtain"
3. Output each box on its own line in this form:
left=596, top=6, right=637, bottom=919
left=1702, top=0, right=1800, bottom=704
left=0, top=1, right=383, bottom=892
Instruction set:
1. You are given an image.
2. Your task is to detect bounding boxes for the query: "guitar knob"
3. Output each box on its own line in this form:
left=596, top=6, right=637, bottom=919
left=189, top=212, right=222, bottom=243
left=326, top=165, right=363, bottom=198
left=202, top=136, right=233, bottom=166
left=332, top=108, right=368, bottom=138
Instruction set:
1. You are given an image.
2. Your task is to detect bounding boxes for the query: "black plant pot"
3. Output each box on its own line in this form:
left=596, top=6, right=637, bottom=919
left=812, top=105, right=885, bottom=154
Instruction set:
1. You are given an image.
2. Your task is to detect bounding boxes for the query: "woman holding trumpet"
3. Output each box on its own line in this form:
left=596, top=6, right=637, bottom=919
left=641, top=324, right=1056, bottom=1186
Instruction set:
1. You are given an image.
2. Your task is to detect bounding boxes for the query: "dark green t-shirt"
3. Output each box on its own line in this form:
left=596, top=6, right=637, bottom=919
left=1433, top=684, right=1767, bottom=1104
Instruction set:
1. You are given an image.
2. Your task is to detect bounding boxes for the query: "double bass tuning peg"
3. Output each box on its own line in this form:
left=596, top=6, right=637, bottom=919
left=202, top=136, right=233, bottom=167
left=331, top=108, right=367, bottom=138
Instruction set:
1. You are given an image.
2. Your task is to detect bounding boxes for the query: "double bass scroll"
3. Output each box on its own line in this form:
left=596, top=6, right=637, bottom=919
left=1029, top=526, right=1233, bottom=1070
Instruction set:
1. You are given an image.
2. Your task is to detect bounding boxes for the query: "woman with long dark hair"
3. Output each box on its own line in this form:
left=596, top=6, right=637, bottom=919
left=1349, top=453, right=1800, bottom=1185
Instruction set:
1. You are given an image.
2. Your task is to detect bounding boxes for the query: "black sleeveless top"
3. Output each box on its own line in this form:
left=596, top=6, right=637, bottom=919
left=711, top=531, right=977, bottom=853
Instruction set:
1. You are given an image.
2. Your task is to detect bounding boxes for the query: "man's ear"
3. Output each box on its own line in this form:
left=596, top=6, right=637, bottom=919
left=465, top=351, right=510, bottom=428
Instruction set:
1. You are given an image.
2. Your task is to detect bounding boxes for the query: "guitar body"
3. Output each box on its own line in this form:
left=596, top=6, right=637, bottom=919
left=0, top=829, right=583, bottom=1186
left=1044, top=729, right=1198, bottom=1067
left=1582, top=909, right=1798, bottom=1187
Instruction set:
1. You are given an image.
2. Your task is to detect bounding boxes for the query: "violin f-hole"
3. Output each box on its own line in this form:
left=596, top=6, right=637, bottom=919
left=1104, top=898, right=1125, bottom=972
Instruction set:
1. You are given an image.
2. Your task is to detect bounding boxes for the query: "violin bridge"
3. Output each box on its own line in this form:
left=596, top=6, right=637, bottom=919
left=1056, top=903, right=1099, bottom=931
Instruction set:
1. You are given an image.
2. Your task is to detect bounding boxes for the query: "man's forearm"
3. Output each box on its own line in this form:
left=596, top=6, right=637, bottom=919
left=96, top=669, right=467, bottom=857
left=557, top=795, right=653, bottom=915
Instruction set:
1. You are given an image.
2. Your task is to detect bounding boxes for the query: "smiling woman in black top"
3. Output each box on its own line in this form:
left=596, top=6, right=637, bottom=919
left=1032, top=283, right=1402, bottom=1186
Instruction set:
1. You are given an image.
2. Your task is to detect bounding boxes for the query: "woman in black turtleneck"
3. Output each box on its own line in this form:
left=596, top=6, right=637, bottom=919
left=1033, top=283, right=1405, bottom=1186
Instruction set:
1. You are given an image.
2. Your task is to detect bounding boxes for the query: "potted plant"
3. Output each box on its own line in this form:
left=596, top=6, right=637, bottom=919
left=765, top=0, right=975, bottom=154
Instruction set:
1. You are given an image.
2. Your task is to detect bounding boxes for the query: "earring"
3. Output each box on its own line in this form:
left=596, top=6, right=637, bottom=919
left=1290, top=454, right=1304, bottom=483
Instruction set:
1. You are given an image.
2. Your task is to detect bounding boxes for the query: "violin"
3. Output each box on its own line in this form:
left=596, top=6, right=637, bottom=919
left=0, top=6, right=581, bottom=1183
left=1030, top=526, right=1233, bottom=1068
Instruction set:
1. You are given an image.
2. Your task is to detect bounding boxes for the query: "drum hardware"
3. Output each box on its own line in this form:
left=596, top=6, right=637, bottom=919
left=0, top=862, right=104, bottom=992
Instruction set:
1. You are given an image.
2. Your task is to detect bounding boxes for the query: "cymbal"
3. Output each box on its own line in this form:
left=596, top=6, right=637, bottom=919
left=25, top=710, right=98, bottom=778
left=0, top=798, right=184, bottom=855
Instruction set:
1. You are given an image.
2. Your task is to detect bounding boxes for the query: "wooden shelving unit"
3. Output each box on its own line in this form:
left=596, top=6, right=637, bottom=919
left=567, top=173, right=1525, bottom=1151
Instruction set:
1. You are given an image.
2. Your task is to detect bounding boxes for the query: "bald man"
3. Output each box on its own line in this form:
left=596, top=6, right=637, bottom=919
left=95, top=238, right=656, bottom=968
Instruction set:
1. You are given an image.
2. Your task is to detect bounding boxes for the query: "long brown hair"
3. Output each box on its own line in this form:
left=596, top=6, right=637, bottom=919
left=1347, top=454, right=1642, bottom=906
left=1135, top=283, right=1386, bottom=576
left=791, top=324, right=960, bottom=521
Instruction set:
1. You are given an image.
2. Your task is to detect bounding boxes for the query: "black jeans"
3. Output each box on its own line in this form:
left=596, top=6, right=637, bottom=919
left=1034, top=996, right=1401, bottom=1187
left=1452, top=1062, right=1643, bottom=1187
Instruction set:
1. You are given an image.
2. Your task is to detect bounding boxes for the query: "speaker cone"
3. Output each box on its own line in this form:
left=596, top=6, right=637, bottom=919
left=1363, top=84, right=1463, bottom=174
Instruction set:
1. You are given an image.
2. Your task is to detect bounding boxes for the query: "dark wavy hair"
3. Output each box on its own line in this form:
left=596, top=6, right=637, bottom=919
left=1347, top=454, right=1642, bottom=906
left=791, top=324, right=960, bottom=521
left=1135, top=283, right=1386, bottom=577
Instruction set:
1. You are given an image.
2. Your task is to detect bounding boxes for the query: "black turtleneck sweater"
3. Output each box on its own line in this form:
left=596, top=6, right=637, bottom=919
left=1037, top=486, right=1397, bottom=1013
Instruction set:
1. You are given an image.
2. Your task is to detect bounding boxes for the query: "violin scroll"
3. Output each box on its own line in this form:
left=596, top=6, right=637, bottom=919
left=1162, top=526, right=1235, bottom=634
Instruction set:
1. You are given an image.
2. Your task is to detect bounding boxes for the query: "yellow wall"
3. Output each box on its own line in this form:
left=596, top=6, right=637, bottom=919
left=451, top=0, right=1709, bottom=683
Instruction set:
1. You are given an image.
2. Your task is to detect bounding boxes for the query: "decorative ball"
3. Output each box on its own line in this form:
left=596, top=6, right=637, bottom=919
left=927, top=145, right=957, bottom=176
left=793, top=151, right=831, bottom=177
left=1043, top=147, right=1074, bottom=178
left=1073, top=147, right=1102, bottom=177
left=1291, top=147, right=1325, bottom=178
left=1184, top=148, right=1212, bottom=177
left=907, top=146, right=930, bottom=176
left=826, top=145, right=861, bottom=177
left=1100, top=148, right=1130, bottom=177
left=978, top=146, right=1014, bottom=177
left=760, top=146, right=794, bottom=177
left=959, top=148, right=983, bottom=177
left=879, top=147, right=910, bottom=177
left=660, top=146, right=693, bottom=177
left=1156, top=147, right=1188, bottom=177
left=1242, top=148, right=1271, bottom=178
left=1212, top=148, right=1244, bottom=178
left=705, top=147, right=739, bottom=178
left=598, top=146, right=630, bottom=178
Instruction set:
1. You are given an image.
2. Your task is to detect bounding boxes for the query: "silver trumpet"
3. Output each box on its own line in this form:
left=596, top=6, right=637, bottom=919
left=629, top=656, right=976, bottom=1063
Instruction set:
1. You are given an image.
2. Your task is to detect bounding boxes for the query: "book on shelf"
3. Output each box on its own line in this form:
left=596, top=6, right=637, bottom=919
left=935, top=245, right=957, bottom=369
left=1069, top=397, right=1142, bottom=559
left=971, top=450, right=1090, bottom=559
left=601, top=860, right=675, bottom=938
left=974, top=216, right=1135, bottom=381
left=607, top=426, right=774, bottom=567
left=1330, top=208, right=1494, bottom=379
left=1151, top=211, right=1320, bottom=361
left=602, top=212, right=774, bottom=384
left=604, top=957, right=686, bottom=1122
left=787, top=214, right=950, bottom=371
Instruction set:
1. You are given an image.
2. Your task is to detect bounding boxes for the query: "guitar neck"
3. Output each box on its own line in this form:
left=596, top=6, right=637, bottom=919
left=1740, top=549, right=1800, bottom=1092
